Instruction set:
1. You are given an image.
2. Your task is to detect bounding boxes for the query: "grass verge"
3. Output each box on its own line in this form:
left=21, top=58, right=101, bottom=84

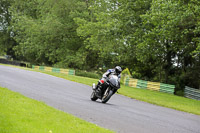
left=0, top=86, right=113, bottom=133
left=1, top=64, right=200, bottom=115
left=119, top=86, right=200, bottom=115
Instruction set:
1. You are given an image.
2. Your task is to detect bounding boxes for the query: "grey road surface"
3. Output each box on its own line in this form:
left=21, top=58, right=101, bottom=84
left=0, top=65, right=200, bottom=133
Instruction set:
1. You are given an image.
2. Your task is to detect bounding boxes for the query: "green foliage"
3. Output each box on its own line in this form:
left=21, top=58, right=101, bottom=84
left=120, top=68, right=132, bottom=84
left=175, top=90, right=184, bottom=97
left=75, top=70, right=101, bottom=79
left=0, top=0, right=199, bottom=90
left=10, top=0, right=85, bottom=66
left=74, top=0, right=126, bottom=69
left=0, top=0, right=16, bottom=56
left=121, top=68, right=131, bottom=76
left=138, top=0, right=200, bottom=87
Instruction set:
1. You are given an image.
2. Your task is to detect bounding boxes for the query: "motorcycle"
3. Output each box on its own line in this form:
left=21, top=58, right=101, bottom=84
left=90, top=74, right=120, bottom=103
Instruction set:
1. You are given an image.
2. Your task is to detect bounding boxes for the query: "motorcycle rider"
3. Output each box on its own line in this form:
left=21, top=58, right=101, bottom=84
left=95, top=66, right=122, bottom=97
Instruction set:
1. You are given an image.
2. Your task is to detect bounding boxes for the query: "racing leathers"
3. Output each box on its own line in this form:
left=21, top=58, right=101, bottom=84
left=96, top=69, right=121, bottom=97
left=102, top=69, right=121, bottom=83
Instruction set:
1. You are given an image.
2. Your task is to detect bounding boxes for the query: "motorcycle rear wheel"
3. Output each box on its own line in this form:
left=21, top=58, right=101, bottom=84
left=90, top=91, right=98, bottom=101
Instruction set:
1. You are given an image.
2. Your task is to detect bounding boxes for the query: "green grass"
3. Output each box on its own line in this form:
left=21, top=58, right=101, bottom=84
left=1, top=64, right=200, bottom=116
left=118, top=86, right=200, bottom=115
left=0, top=86, right=114, bottom=133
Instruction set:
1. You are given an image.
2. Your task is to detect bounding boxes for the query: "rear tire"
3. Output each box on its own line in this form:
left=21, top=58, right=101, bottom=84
left=102, top=90, right=113, bottom=103
left=90, top=91, right=98, bottom=101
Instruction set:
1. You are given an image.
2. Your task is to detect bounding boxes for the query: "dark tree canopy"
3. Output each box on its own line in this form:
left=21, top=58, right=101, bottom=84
left=0, top=0, right=199, bottom=91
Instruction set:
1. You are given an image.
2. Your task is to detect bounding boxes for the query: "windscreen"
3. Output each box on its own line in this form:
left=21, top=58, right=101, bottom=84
left=109, top=75, right=119, bottom=87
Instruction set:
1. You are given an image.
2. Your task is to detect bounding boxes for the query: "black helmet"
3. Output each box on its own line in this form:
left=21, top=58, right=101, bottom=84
left=115, top=66, right=122, bottom=75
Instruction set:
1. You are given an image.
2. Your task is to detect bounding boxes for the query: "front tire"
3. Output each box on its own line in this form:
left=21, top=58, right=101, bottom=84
left=102, top=89, right=113, bottom=103
left=90, top=91, right=98, bottom=101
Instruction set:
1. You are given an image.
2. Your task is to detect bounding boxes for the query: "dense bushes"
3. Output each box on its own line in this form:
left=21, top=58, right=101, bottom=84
left=75, top=70, right=101, bottom=79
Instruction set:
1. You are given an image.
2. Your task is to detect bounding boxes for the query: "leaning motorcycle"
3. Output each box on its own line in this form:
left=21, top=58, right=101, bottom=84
left=90, top=74, right=120, bottom=103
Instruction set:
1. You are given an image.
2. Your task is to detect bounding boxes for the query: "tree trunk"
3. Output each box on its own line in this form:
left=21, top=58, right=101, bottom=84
left=164, top=42, right=172, bottom=83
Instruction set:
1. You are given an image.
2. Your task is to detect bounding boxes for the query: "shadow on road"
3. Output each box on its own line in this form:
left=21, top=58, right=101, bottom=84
left=89, top=100, right=117, bottom=106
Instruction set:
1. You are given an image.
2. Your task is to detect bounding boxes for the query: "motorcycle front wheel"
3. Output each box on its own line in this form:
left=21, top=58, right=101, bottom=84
left=90, top=91, right=98, bottom=101
left=102, top=89, right=113, bottom=103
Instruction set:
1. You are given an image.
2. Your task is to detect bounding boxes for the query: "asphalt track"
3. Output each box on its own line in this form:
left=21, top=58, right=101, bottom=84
left=0, top=65, right=200, bottom=133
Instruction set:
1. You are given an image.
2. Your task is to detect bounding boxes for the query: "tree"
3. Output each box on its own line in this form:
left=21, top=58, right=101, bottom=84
left=10, top=0, right=86, bottom=68
left=3, top=0, right=199, bottom=89
left=138, top=0, right=200, bottom=89
left=0, top=0, right=16, bottom=56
